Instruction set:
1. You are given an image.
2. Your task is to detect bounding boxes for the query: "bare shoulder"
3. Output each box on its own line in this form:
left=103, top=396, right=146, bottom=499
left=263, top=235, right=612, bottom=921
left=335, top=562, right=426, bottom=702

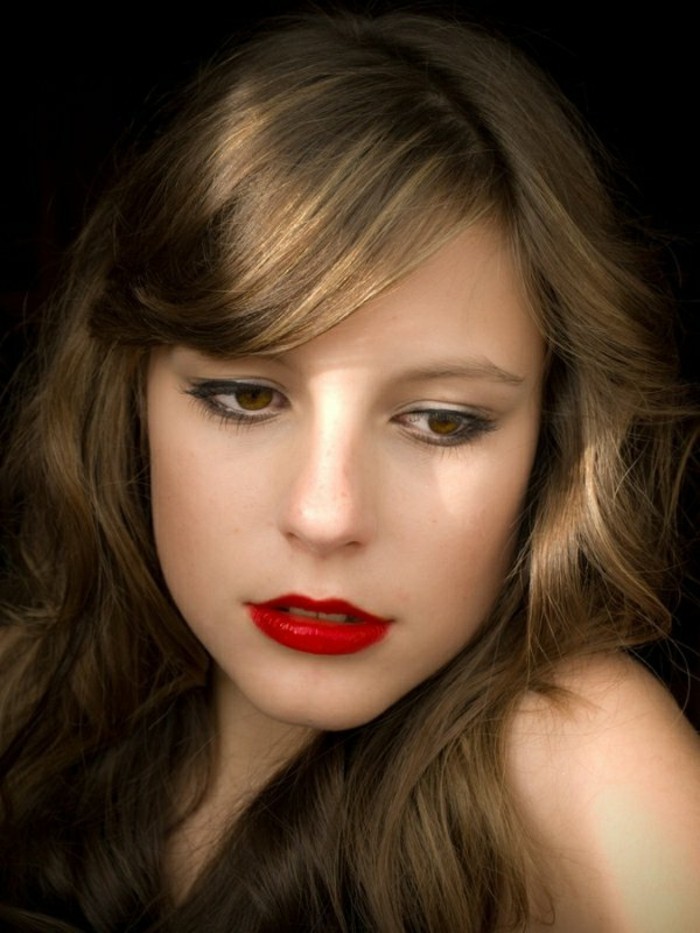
left=506, top=652, right=700, bottom=932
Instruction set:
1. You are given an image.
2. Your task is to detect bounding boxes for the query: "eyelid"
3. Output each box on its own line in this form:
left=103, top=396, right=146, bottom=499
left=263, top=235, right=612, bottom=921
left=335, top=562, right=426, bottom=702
left=185, top=378, right=288, bottom=423
left=187, top=377, right=284, bottom=394
left=395, top=406, right=497, bottom=448
left=185, top=379, right=498, bottom=447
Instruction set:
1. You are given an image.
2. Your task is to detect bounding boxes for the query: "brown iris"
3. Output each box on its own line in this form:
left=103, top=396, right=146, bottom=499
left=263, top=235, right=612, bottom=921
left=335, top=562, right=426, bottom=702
left=426, top=413, right=462, bottom=435
left=235, top=386, right=275, bottom=411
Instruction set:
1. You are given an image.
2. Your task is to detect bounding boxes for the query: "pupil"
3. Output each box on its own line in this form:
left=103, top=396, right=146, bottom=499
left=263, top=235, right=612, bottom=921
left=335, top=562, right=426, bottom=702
left=237, top=387, right=273, bottom=410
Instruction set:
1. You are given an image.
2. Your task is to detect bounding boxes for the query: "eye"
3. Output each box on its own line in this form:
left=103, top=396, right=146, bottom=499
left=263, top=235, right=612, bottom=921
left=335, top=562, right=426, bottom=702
left=396, top=408, right=496, bottom=447
left=185, top=380, right=287, bottom=424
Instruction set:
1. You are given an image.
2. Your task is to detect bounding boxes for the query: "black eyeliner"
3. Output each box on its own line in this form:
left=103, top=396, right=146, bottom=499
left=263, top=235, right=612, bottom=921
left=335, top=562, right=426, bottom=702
left=398, top=409, right=498, bottom=448
left=184, top=379, right=282, bottom=426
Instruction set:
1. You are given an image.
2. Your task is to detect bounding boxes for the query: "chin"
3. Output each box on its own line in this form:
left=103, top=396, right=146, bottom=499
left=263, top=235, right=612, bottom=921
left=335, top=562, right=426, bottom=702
left=262, top=693, right=396, bottom=733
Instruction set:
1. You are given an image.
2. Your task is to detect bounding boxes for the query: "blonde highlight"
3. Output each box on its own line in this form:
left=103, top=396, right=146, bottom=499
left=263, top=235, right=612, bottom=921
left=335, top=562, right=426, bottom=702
left=0, top=10, right=694, bottom=930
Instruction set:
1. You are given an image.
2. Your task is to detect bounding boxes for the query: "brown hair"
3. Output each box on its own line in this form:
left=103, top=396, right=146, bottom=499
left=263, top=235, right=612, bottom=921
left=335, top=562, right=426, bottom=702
left=0, top=10, right=692, bottom=930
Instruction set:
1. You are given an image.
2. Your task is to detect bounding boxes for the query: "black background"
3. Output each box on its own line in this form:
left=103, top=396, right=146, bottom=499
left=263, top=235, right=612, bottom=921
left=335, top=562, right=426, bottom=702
left=3, top=4, right=698, bottom=360
left=2, top=2, right=698, bottom=720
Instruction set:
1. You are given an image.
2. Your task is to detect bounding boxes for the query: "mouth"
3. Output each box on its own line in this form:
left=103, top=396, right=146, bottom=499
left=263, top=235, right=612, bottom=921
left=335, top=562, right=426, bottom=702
left=276, top=607, right=360, bottom=623
left=259, top=594, right=386, bottom=625
left=247, top=594, right=391, bottom=655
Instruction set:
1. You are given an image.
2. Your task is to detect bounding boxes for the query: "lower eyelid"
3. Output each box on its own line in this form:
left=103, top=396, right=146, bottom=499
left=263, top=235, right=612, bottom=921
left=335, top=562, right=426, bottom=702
left=397, top=410, right=496, bottom=443
left=185, top=382, right=287, bottom=422
left=186, top=385, right=493, bottom=441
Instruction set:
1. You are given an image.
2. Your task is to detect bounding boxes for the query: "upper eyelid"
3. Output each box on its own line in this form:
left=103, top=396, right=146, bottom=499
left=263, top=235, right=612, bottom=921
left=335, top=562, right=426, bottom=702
left=187, top=377, right=284, bottom=392
left=186, top=379, right=496, bottom=421
left=185, top=380, right=288, bottom=418
left=186, top=378, right=288, bottom=402
left=394, top=402, right=494, bottom=420
left=396, top=409, right=497, bottom=444
left=396, top=408, right=494, bottom=428
left=187, top=373, right=496, bottom=405
left=185, top=384, right=497, bottom=452
left=399, top=406, right=477, bottom=418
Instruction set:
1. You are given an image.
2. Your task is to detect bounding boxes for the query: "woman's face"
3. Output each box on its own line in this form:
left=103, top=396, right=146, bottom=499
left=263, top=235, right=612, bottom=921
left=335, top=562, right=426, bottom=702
left=147, top=226, right=544, bottom=733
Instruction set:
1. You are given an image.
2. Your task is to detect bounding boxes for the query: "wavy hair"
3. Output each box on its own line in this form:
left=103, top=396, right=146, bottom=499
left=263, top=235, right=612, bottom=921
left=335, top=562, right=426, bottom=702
left=0, top=10, right=692, bottom=931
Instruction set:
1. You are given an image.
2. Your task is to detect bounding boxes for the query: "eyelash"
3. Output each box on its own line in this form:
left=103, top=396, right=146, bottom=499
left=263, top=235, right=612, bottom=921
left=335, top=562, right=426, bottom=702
left=396, top=409, right=497, bottom=447
left=185, top=380, right=496, bottom=448
left=186, top=381, right=287, bottom=427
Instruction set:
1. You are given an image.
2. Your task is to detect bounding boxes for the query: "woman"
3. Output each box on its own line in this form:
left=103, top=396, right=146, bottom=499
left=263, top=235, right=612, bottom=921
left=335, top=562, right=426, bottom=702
left=1, top=9, right=698, bottom=931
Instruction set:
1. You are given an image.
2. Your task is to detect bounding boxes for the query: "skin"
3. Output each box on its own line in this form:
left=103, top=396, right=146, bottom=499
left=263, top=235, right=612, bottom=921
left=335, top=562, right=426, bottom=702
left=508, top=654, right=700, bottom=931
left=147, top=224, right=543, bottom=759
left=147, top=225, right=700, bottom=923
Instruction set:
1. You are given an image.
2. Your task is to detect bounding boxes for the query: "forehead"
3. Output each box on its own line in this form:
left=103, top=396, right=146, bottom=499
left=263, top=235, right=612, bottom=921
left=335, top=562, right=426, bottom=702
left=273, top=224, right=544, bottom=387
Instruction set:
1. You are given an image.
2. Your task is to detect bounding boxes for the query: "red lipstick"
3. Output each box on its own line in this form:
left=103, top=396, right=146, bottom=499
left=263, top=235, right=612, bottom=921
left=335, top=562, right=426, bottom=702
left=247, top=594, right=390, bottom=655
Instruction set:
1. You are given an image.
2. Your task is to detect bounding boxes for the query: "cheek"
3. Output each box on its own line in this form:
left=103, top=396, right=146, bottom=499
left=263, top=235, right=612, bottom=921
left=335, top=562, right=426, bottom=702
left=415, top=443, right=534, bottom=557
left=149, top=448, right=212, bottom=615
left=147, top=428, right=275, bottom=622
left=146, top=392, right=235, bottom=608
left=150, top=452, right=199, bottom=540
left=405, top=438, right=536, bottom=623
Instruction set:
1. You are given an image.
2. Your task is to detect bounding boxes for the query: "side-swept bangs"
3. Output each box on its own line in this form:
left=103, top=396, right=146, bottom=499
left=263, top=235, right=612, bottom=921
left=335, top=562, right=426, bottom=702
left=88, top=15, right=512, bottom=357
left=76, top=11, right=687, bottom=663
left=18, top=11, right=684, bottom=698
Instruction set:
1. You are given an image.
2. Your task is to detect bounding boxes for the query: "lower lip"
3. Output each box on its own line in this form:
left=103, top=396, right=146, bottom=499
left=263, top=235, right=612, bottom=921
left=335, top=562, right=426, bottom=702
left=247, top=605, right=390, bottom=655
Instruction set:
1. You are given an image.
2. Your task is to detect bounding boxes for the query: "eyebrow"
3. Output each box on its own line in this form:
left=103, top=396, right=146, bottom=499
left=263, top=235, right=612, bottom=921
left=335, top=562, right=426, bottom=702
left=397, top=359, right=525, bottom=386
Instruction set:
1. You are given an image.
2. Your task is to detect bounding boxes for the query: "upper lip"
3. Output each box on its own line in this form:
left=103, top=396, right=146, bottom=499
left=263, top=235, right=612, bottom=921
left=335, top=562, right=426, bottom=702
left=250, top=593, right=390, bottom=624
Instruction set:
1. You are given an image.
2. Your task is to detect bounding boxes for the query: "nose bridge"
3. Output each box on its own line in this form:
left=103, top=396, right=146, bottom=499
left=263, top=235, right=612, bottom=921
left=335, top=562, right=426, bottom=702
left=280, top=397, right=375, bottom=554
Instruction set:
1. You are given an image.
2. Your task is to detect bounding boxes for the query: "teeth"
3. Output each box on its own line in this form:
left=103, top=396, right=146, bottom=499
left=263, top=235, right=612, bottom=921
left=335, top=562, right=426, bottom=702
left=281, top=607, right=357, bottom=623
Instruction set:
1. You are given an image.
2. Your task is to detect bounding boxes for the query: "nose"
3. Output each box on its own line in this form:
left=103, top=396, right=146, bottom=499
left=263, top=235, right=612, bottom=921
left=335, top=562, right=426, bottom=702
left=277, top=423, right=377, bottom=556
